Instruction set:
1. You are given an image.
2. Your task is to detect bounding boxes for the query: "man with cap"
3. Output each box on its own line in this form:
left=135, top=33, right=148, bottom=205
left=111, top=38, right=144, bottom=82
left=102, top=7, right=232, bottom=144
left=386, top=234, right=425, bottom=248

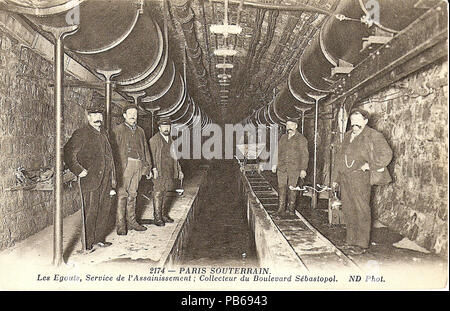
left=111, top=104, right=152, bottom=235
left=332, top=108, right=393, bottom=255
left=148, top=117, right=184, bottom=226
left=64, top=105, right=116, bottom=250
left=272, top=117, right=309, bottom=217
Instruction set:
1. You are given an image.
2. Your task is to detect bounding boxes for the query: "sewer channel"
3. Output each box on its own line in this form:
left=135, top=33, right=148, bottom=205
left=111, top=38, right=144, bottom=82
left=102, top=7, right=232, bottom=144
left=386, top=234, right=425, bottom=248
left=181, top=160, right=258, bottom=266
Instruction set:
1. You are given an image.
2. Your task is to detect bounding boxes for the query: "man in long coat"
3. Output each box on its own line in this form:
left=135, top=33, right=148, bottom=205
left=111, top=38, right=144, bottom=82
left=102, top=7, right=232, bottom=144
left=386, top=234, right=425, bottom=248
left=149, top=117, right=184, bottom=226
left=332, top=108, right=393, bottom=255
left=64, top=106, right=116, bottom=250
left=111, top=104, right=152, bottom=235
left=272, top=118, right=309, bottom=216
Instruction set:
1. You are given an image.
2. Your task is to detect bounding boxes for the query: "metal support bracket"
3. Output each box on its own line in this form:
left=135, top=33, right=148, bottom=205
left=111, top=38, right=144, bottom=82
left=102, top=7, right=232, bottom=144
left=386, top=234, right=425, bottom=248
left=361, top=35, right=393, bottom=52
left=331, top=59, right=354, bottom=76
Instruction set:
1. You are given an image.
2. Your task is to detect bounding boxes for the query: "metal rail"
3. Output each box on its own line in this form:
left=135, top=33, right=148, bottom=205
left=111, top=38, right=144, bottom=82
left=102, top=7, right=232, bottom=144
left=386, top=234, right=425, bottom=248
left=241, top=170, right=359, bottom=271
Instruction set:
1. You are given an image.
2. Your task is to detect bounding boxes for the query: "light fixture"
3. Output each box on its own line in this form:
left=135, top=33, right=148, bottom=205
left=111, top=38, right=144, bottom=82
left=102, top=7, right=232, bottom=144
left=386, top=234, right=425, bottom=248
left=209, top=0, right=242, bottom=38
left=218, top=73, right=231, bottom=79
left=214, top=48, right=237, bottom=56
left=210, top=24, right=242, bottom=37
left=216, top=63, right=234, bottom=69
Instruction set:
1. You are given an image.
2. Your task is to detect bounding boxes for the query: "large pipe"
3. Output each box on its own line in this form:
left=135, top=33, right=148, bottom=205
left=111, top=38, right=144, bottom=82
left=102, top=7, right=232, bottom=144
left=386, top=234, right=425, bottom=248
left=41, top=23, right=78, bottom=266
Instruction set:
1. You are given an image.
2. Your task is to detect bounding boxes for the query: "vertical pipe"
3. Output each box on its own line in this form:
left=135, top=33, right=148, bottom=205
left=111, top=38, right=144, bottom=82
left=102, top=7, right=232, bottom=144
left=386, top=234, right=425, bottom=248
left=312, top=100, right=319, bottom=209
left=41, top=24, right=78, bottom=266
left=105, top=80, right=112, bottom=132
left=306, top=93, right=327, bottom=209
left=96, top=69, right=122, bottom=133
left=53, top=34, right=64, bottom=267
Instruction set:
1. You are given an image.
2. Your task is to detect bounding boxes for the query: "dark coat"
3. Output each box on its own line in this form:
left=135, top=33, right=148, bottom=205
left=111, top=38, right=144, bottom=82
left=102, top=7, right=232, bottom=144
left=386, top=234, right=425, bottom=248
left=64, top=125, right=116, bottom=191
left=149, top=132, right=181, bottom=179
left=332, top=126, right=393, bottom=184
left=331, top=125, right=393, bottom=248
left=276, top=130, right=309, bottom=172
left=110, top=123, right=152, bottom=183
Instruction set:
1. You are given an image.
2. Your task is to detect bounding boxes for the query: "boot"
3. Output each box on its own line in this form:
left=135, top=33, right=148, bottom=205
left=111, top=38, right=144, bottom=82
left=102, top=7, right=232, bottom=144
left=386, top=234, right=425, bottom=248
left=116, top=197, right=127, bottom=235
left=126, top=198, right=147, bottom=231
left=162, top=197, right=174, bottom=223
left=276, top=187, right=287, bottom=216
left=153, top=193, right=165, bottom=227
left=287, top=191, right=297, bottom=215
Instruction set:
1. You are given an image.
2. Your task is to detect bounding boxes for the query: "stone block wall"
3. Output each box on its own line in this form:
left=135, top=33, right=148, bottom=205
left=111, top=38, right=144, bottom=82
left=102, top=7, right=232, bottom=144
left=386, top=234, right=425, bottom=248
left=0, top=28, right=96, bottom=250
left=359, top=60, right=448, bottom=256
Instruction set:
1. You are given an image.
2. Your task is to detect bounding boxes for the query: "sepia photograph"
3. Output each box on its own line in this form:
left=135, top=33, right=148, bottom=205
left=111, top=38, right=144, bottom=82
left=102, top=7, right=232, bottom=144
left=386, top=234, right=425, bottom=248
left=0, top=0, right=448, bottom=292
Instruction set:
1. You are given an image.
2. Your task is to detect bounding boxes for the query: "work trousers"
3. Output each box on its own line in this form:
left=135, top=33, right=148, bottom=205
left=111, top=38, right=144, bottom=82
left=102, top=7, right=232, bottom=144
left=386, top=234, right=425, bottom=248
left=117, top=158, right=143, bottom=204
left=340, top=170, right=372, bottom=248
left=153, top=177, right=176, bottom=212
left=277, top=169, right=300, bottom=206
left=81, top=173, right=113, bottom=249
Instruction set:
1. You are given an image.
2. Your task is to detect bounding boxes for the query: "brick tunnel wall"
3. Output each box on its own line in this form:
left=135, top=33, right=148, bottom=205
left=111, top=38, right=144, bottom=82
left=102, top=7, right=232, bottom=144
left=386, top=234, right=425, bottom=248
left=317, top=59, right=448, bottom=256
left=0, top=28, right=112, bottom=251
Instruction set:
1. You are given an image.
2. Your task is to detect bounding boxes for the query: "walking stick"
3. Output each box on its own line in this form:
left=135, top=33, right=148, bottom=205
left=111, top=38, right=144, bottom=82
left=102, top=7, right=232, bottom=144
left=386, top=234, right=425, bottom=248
left=77, top=178, right=88, bottom=252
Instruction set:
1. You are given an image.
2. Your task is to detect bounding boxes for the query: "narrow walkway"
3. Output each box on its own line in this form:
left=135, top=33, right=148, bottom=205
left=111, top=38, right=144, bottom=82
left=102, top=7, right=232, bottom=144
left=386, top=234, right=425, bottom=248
left=262, top=171, right=447, bottom=272
left=182, top=160, right=257, bottom=266
left=0, top=169, right=207, bottom=269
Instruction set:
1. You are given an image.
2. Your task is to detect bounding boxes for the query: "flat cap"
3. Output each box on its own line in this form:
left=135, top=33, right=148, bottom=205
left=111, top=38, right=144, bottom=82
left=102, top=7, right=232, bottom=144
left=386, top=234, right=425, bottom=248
left=122, top=103, right=139, bottom=114
left=157, top=117, right=171, bottom=126
left=350, top=107, right=370, bottom=119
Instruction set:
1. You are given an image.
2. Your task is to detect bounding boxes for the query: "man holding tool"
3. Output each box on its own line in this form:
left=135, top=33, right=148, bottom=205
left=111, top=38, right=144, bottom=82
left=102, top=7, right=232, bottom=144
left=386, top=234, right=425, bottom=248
left=149, top=117, right=184, bottom=226
left=272, top=117, right=309, bottom=217
left=111, top=104, right=152, bottom=235
left=64, top=105, right=116, bottom=251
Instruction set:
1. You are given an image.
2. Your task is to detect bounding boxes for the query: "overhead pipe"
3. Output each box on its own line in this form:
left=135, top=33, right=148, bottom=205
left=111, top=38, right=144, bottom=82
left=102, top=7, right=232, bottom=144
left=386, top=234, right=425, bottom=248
left=208, top=0, right=333, bottom=15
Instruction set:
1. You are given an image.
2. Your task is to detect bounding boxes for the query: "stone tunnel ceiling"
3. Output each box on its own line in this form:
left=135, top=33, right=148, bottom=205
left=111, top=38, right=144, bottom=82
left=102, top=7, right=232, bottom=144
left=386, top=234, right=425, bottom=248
left=166, top=0, right=337, bottom=124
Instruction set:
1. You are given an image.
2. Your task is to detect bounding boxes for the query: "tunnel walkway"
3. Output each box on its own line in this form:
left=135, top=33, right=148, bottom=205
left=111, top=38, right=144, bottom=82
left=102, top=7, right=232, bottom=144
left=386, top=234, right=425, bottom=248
left=181, top=160, right=257, bottom=266
left=261, top=171, right=447, bottom=271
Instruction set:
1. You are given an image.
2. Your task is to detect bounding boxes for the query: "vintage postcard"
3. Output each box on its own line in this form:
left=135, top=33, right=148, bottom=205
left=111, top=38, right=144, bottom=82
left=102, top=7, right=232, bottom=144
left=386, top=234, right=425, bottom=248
left=0, top=0, right=448, bottom=292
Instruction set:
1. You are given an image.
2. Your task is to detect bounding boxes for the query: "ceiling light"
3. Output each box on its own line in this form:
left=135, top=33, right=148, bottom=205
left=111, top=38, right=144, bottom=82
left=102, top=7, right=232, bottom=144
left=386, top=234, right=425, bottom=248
left=210, top=24, right=242, bottom=36
left=214, top=49, right=237, bottom=56
left=218, top=73, right=231, bottom=79
left=216, top=63, right=234, bottom=69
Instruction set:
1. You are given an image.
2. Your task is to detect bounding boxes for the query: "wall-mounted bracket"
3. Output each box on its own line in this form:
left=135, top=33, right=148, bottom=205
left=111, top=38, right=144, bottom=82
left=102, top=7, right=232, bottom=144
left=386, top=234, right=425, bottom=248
left=331, top=59, right=354, bottom=76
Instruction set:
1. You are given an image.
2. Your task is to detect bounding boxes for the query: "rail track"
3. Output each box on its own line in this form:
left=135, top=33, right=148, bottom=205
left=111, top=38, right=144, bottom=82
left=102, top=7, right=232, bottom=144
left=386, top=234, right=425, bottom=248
left=242, top=170, right=359, bottom=271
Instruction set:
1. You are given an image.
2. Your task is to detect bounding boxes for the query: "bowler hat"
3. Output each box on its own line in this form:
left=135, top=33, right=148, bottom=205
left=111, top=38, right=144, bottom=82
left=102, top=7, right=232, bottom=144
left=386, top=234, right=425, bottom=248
left=122, top=103, right=138, bottom=114
left=86, top=105, right=104, bottom=114
left=350, top=107, right=370, bottom=119
left=285, top=117, right=300, bottom=125
left=158, top=117, right=171, bottom=126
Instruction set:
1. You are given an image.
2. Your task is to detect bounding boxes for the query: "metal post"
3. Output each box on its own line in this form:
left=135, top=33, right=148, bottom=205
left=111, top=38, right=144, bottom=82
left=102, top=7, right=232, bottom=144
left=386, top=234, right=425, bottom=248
left=129, top=91, right=146, bottom=107
left=41, top=24, right=78, bottom=266
left=145, top=107, right=161, bottom=137
left=96, top=69, right=122, bottom=133
left=294, top=106, right=312, bottom=135
left=306, top=93, right=327, bottom=209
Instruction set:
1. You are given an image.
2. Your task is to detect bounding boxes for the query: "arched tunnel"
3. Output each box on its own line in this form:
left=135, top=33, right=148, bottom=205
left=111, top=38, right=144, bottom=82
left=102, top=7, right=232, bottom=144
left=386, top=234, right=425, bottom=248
left=0, top=0, right=448, bottom=290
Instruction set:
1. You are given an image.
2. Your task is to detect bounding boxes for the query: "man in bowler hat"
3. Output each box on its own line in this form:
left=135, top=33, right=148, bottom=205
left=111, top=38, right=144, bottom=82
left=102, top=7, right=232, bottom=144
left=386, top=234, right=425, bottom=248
left=148, top=117, right=184, bottom=226
left=64, top=105, right=116, bottom=250
left=332, top=108, right=393, bottom=255
left=111, top=104, right=152, bottom=235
